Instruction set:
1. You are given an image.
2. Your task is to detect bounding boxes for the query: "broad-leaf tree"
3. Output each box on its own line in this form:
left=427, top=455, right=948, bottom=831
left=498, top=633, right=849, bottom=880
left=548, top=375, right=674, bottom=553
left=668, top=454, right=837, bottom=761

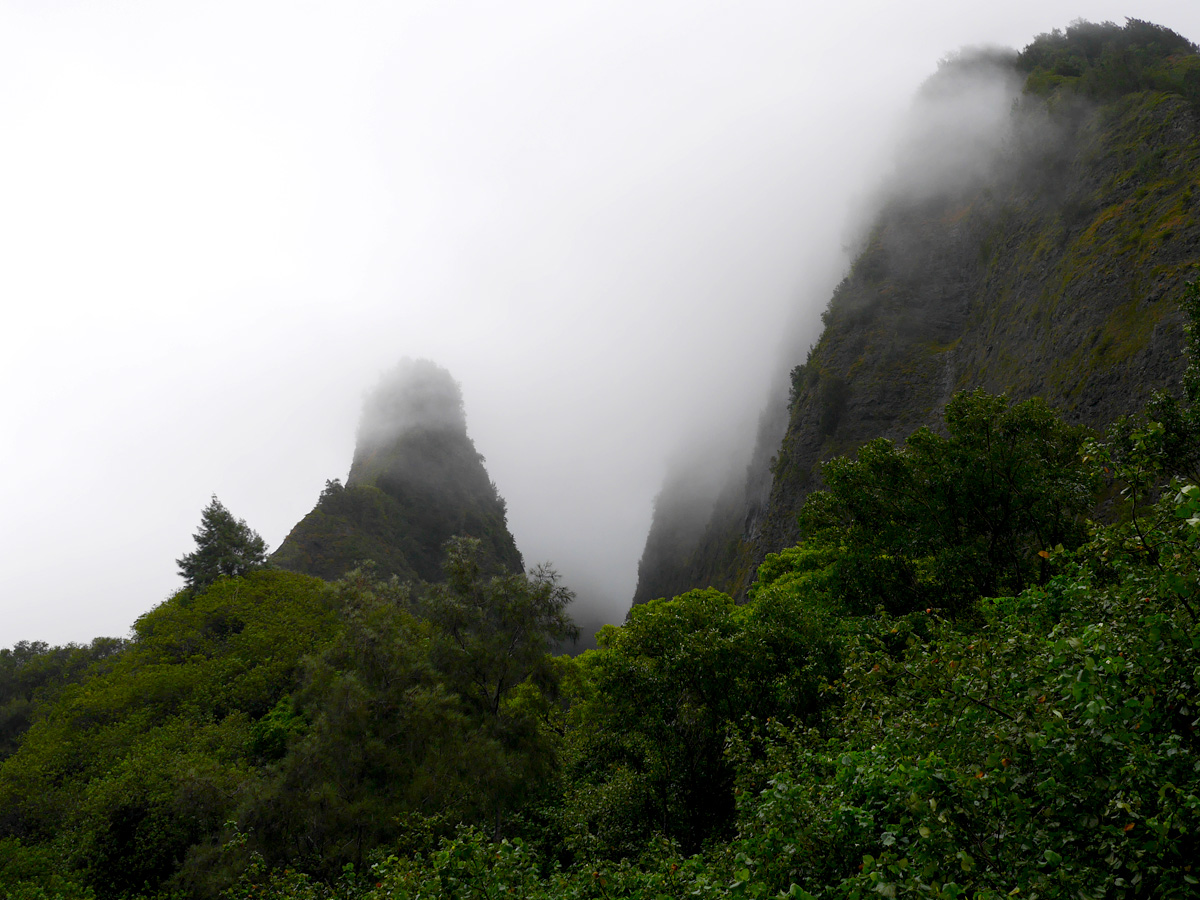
left=800, top=390, right=1097, bottom=614
left=565, top=585, right=839, bottom=857
left=420, top=536, right=578, bottom=838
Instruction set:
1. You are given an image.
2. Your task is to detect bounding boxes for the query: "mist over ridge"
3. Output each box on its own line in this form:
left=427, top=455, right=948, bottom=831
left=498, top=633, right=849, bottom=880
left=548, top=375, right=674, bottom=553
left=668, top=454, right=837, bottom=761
left=350, top=358, right=471, bottom=486
left=883, top=47, right=1025, bottom=205
left=635, top=18, right=1200, bottom=606
left=354, top=359, right=468, bottom=452
left=634, top=45, right=1034, bottom=608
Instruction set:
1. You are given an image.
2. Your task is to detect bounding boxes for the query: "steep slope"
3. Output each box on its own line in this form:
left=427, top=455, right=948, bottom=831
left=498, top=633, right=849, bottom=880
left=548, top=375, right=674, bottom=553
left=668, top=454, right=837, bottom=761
left=635, top=20, right=1200, bottom=605
left=633, top=401, right=785, bottom=606
left=272, top=359, right=523, bottom=582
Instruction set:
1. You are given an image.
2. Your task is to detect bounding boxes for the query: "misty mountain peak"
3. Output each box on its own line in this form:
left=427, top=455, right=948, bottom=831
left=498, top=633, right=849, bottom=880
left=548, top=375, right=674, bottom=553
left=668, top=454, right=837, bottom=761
left=348, top=358, right=472, bottom=488
left=355, top=359, right=467, bottom=450
left=273, top=359, right=523, bottom=583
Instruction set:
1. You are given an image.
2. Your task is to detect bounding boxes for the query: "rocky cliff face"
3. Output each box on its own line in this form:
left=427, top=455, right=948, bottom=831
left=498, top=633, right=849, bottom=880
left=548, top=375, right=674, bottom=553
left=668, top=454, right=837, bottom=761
left=272, top=359, right=523, bottom=583
left=634, top=23, right=1200, bottom=605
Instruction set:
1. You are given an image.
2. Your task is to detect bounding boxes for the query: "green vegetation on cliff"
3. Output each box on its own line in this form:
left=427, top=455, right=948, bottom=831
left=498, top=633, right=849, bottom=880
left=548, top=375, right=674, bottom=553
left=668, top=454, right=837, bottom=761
left=1019, top=19, right=1200, bottom=102
left=636, top=19, right=1200, bottom=606
left=5, top=284, right=1200, bottom=895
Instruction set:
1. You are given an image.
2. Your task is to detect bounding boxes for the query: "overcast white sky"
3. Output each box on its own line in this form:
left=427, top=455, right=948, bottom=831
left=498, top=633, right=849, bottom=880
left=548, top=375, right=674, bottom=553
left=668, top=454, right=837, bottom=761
left=2, top=1, right=1198, bottom=646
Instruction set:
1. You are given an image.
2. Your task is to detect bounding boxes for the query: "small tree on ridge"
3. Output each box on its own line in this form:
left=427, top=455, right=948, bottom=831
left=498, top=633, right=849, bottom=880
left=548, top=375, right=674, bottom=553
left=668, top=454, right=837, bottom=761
left=176, top=495, right=268, bottom=591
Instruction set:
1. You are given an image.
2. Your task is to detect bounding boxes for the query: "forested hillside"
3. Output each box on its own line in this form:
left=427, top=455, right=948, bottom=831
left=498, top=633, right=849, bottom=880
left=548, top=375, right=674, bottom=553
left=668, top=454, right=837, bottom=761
left=6, top=301, right=1198, bottom=896
left=2, top=18, right=1200, bottom=900
left=636, top=19, right=1200, bottom=604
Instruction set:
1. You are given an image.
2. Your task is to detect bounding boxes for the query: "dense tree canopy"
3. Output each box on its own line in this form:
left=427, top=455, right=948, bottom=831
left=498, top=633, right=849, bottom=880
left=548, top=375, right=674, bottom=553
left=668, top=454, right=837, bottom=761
left=799, top=390, right=1097, bottom=615
left=1018, top=18, right=1200, bottom=102
left=239, top=538, right=580, bottom=879
left=0, top=638, right=125, bottom=760
left=563, top=585, right=839, bottom=857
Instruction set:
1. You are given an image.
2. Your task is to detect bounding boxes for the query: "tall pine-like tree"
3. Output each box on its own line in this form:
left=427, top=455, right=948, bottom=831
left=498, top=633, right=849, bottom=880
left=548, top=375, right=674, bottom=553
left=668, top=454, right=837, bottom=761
left=176, top=495, right=268, bottom=591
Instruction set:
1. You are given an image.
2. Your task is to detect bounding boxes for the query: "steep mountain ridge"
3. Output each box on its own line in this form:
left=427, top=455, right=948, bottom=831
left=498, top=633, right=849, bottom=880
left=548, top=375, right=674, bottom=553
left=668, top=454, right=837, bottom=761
left=635, top=21, right=1200, bottom=605
left=272, top=359, right=523, bottom=583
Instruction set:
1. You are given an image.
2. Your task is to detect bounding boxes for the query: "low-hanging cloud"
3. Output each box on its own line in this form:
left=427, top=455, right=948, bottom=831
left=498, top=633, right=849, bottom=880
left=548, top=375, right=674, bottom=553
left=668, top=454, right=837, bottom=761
left=354, top=358, right=468, bottom=455
left=630, top=45, right=1056, bottom=607
left=884, top=49, right=1025, bottom=203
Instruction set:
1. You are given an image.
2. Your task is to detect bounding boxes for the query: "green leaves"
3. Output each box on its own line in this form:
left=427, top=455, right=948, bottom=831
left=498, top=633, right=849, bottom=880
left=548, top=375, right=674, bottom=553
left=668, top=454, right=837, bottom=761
left=1174, top=482, right=1200, bottom=527
left=563, top=586, right=840, bottom=857
left=800, top=390, right=1097, bottom=615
